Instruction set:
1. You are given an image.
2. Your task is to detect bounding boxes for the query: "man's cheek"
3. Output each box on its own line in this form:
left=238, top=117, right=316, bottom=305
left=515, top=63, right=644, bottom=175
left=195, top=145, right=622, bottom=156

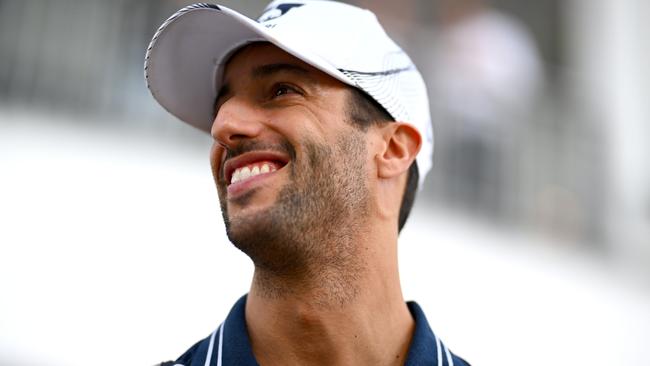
left=210, top=155, right=226, bottom=184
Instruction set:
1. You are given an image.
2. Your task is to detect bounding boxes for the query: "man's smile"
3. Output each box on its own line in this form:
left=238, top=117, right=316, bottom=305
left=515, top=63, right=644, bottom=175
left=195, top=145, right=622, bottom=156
left=222, top=150, right=290, bottom=199
left=230, top=161, right=278, bottom=184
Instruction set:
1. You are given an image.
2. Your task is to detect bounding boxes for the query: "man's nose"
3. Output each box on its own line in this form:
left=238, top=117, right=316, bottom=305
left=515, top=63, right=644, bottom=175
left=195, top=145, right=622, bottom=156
left=211, top=98, right=264, bottom=147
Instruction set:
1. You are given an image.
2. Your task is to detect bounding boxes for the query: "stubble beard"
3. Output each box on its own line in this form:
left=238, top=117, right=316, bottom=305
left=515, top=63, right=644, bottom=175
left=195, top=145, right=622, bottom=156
left=217, top=132, right=370, bottom=306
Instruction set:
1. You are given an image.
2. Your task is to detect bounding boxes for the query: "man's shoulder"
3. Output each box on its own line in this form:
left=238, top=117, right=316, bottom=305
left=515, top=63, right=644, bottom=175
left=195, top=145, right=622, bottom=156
left=453, top=354, right=472, bottom=366
left=158, top=333, right=213, bottom=366
left=448, top=352, right=472, bottom=366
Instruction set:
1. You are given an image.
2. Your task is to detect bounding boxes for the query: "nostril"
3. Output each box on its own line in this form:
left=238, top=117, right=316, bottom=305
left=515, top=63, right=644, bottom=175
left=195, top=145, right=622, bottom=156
left=229, top=133, right=249, bottom=141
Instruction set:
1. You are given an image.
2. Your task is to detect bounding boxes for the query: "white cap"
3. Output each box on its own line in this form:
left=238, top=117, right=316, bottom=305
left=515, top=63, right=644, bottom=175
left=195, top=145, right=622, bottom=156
left=144, top=0, right=433, bottom=188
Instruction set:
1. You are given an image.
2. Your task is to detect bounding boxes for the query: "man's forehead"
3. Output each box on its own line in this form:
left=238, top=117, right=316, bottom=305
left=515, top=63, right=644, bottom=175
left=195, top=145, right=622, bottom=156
left=225, top=43, right=303, bottom=77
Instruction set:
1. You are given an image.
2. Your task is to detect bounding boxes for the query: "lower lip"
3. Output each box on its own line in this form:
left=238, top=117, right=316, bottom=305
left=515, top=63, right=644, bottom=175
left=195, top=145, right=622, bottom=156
left=226, top=170, right=279, bottom=198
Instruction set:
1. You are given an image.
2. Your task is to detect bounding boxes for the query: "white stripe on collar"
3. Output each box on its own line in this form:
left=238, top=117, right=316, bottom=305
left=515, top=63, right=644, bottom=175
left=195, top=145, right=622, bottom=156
left=216, top=320, right=225, bottom=366
left=204, top=323, right=220, bottom=366
left=444, top=342, right=454, bottom=366
left=435, top=333, right=442, bottom=365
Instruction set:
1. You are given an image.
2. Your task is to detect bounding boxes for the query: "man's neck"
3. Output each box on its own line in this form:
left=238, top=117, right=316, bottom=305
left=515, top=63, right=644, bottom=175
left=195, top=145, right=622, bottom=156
left=244, top=231, right=414, bottom=366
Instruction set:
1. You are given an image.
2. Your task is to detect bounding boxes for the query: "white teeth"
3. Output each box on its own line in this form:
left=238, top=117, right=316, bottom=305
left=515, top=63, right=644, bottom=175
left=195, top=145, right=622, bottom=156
left=231, top=169, right=241, bottom=184
left=240, top=166, right=251, bottom=180
left=230, top=162, right=278, bottom=184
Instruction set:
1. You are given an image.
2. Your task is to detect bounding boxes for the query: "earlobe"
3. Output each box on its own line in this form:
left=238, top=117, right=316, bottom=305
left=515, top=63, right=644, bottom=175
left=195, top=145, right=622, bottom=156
left=376, top=122, right=422, bottom=179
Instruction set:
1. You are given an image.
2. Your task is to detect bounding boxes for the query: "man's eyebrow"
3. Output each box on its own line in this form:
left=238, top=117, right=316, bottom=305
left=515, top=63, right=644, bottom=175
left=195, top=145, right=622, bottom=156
left=251, top=63, right=311, bottom=79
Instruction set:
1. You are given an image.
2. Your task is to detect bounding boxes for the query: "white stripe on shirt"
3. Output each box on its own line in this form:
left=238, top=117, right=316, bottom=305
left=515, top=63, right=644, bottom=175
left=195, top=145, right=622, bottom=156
left=435, top=333, right=442, bottom=365
left=204, top=324, right=219, bottom=366
left=444, top=343, right=454, bottom=366
left=216, top=320, right=225, bottom=366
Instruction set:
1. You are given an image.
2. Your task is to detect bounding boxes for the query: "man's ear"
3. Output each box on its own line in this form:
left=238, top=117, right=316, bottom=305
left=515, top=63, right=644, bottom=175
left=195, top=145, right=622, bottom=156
left=375, top=122, right=422, bottom=179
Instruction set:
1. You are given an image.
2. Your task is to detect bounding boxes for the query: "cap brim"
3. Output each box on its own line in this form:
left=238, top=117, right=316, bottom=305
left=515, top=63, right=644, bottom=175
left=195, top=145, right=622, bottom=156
left=144, top=4, right=352, bottom=133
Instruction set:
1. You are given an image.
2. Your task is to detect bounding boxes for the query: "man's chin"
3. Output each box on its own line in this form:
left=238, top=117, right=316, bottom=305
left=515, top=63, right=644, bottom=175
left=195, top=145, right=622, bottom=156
left=226, top=188, right=258, bottom=208
left=224, top=209, right=288, bottom=265
left=224, top=197, right=277, bottom=240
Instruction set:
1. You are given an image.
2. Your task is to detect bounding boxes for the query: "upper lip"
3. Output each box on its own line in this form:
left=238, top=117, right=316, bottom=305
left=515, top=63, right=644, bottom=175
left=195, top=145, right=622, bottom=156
left=222, top=151, right=290, bottom=184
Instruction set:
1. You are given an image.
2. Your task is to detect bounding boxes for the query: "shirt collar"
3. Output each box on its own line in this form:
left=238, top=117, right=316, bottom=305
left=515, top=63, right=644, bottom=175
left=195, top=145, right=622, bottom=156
left=220, top=295, right=258, bottom=365
left=405, top=301, right=450, bottom=365
left=212, top=295, right=464, bottom=366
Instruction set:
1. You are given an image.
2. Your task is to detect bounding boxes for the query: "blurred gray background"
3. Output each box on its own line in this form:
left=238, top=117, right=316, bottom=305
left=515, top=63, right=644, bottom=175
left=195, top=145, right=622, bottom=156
left=1, top=0, right=648, bottom=365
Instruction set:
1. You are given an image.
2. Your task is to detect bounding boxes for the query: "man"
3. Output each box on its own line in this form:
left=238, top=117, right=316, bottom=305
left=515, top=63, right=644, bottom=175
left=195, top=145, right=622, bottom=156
left=145, top=1, right=469, bottom=365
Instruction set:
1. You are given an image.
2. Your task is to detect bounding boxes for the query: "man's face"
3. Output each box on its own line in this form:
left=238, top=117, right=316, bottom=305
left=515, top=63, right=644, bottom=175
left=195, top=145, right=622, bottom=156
left=210, top=43, right=372, bottom=274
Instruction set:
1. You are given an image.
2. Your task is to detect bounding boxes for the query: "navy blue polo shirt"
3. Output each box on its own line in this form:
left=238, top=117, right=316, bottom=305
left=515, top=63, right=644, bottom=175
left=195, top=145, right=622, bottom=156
left=164, top=295, right=470, bottom=366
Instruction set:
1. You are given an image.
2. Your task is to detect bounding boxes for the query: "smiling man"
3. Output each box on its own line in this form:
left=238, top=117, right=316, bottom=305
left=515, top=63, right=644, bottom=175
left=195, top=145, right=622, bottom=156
left=146, top=1, right=469, bottom=365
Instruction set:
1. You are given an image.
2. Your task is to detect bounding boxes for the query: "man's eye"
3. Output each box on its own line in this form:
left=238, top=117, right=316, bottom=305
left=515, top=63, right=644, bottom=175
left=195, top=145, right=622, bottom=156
left=272, top=84, right=297, bottom=97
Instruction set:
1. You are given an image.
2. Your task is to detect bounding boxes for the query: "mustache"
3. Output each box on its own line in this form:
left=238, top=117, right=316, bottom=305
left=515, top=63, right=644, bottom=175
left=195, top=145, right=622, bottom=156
left=223, top=140, right=295, bottom=161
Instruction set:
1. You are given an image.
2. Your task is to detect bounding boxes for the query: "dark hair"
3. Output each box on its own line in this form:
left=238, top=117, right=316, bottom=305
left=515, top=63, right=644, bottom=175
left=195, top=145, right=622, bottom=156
left=346, top=88, right=419, bottom=233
